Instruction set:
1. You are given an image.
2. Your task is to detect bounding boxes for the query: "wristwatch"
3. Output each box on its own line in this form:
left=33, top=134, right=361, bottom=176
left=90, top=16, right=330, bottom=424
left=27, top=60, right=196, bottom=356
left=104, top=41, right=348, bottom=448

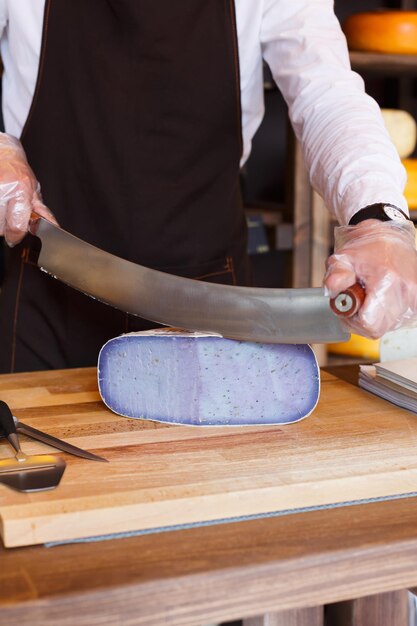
left=349, top=203, right=411, bottom=225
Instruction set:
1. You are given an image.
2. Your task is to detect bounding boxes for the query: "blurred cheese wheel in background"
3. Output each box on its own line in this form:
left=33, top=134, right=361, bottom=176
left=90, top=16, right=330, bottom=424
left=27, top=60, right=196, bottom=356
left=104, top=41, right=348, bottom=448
left=328, top=334, right=379, bottom=360
left=381, top=109, right=417, bottom=159
left=402, top=159, right=417, bottom=209
left=343, top=11, right=417, bottom=54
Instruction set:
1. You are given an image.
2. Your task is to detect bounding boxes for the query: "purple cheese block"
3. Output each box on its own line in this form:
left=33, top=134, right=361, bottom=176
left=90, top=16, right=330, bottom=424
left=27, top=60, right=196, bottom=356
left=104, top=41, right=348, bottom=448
left=97, top=332, right=320, bottom=426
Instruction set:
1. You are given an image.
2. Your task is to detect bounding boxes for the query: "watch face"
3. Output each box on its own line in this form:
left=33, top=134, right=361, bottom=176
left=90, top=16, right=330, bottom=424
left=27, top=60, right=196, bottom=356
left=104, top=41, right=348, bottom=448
left=383, top=205, right=408, bottom=221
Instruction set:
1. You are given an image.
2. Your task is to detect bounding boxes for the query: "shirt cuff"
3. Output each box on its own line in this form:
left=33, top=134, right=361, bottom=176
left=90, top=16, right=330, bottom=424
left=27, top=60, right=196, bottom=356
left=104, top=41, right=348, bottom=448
left=335, top=178, right=410, bottom=225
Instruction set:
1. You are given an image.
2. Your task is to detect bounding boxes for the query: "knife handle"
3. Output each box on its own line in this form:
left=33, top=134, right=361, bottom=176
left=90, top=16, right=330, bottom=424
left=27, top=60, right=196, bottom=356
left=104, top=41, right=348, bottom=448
left=0, top=400, right=20, bottom=453
left=330, top=283, right=366, bottom=318
left=0, top=400, right=16, bottom=437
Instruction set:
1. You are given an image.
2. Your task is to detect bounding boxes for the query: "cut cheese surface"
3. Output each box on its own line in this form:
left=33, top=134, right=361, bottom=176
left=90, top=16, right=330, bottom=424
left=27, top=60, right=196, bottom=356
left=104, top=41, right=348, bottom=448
left=98, top=331, right=320, bottom=426
left=343, top=11, right=417, bottom=55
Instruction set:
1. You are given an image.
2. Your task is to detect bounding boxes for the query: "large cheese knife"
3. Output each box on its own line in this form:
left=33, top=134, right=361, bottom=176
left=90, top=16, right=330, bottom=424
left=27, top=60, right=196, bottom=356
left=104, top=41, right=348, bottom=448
left=29, top=213, right=363, bottom=344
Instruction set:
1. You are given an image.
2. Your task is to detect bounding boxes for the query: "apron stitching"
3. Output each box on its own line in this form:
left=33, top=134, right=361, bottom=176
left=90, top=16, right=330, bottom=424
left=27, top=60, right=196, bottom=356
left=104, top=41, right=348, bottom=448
left=228, top=255, right=237, bottom=286
left=195, top=267, right=232, bottom=281
left=20, top=0, right=52, bottom=142
left=10, top=250, right=28, bottom=373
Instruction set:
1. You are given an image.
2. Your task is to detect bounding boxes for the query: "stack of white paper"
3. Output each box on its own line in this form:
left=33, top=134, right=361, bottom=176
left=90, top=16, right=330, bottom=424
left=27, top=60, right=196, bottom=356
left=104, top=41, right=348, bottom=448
left=359, top=358, right=417, bottom=413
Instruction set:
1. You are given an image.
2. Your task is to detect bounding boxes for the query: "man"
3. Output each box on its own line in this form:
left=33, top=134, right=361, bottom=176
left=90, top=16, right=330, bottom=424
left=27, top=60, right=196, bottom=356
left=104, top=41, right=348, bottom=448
left=0, top=0, right=416, bottom=372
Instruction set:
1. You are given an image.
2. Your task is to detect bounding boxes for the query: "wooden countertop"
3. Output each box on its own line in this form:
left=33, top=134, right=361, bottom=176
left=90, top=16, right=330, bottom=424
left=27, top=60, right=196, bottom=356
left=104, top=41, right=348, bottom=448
left=2, top=366, right=417, bottom=625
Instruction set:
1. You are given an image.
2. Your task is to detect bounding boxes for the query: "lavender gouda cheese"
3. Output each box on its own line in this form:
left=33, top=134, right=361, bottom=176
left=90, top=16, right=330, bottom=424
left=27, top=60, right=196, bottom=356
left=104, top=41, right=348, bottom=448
left=97, top=331, right=320, bottom=426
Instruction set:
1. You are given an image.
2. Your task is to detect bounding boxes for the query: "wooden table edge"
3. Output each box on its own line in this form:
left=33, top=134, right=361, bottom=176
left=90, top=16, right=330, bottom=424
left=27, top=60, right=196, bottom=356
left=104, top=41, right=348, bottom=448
left=2, top=364, right=417, bottom=625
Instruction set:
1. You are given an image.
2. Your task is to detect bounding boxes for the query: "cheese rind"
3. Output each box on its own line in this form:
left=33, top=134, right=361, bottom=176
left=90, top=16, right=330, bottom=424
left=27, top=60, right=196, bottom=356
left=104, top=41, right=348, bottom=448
left=98, top=333, right=320, bottom=426
left=403, top=158, right=417, bottom=209
left=343, top=11, right=417, bottom=55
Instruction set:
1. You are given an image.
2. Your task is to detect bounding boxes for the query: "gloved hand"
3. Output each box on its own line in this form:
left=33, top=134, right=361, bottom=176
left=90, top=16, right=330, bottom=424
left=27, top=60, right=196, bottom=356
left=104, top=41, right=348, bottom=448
left=324, top=219, right=417, bottom=339
left=0, top=133, right=56, bottom=246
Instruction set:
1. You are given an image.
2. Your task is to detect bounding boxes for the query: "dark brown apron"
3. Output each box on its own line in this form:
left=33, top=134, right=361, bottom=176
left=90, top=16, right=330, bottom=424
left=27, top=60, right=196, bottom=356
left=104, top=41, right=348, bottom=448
left=0, top=0, right=251, bottom=372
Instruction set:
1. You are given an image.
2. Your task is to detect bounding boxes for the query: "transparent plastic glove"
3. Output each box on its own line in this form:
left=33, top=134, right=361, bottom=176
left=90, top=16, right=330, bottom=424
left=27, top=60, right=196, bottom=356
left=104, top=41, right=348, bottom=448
left=324, top=220, right=417, bottom=339
left=0, top=133, right=56, bottom=246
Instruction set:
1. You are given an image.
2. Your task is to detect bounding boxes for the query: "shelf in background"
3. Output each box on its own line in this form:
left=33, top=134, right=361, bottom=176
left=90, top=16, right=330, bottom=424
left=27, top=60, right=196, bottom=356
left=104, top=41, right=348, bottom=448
left=350, top=51, right=417, bottom=74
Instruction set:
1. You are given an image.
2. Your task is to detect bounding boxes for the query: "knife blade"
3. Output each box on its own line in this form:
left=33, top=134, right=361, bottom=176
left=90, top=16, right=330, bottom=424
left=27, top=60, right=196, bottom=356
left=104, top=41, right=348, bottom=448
left=9, top=417, right=108, bottom=462
left=29, top=214, right=351, bottom=344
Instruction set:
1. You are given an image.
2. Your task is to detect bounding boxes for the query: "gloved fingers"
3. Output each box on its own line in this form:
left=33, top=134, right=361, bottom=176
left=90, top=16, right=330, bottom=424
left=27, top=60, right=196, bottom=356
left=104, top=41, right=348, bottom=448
left=326, top=221, right=417, bottom=339
left=0, top=134, right=55, bottom=246
left=1, top=179, right=33, bottom=246
left=324, top=254, right=358, bottom=297
left=348, top=277, right=398, bottom=338
left=1, top=181, right=57, bottom=247
left=0, top=183, right=57, bottom=247
left=3, top=200, right=31, bottom=246
left=348, top=278, right=416, bottom=338
left=32, top=193, right=59, bottom=225
left=328, top=265, right=411, bottom=339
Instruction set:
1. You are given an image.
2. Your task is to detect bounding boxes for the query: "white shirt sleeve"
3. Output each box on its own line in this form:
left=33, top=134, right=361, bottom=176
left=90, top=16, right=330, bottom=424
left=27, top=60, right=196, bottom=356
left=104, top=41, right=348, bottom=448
left=260, top=0, right=409, bottom=225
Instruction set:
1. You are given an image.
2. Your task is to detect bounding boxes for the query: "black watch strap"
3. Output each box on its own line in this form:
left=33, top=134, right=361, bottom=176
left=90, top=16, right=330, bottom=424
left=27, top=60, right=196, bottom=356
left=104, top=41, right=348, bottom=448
left=349, top=203, right=411, bottom=225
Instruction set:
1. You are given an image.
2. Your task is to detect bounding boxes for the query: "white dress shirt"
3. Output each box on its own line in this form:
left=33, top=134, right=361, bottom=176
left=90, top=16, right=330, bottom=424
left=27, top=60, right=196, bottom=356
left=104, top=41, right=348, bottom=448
left=0, top=0, right=409, bottom=224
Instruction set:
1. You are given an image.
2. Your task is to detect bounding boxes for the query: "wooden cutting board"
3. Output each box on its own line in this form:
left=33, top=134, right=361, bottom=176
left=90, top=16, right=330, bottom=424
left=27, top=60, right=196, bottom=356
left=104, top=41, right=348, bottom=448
left=1, top=367, right=417, bottom=548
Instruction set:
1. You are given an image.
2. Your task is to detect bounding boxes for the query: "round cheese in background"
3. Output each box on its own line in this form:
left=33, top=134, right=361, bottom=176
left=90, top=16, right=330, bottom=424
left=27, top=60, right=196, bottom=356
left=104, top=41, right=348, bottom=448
left=328, top=334, right=379, bottom=361
left=343, top=11, right=417, bottom=55
left=402, top=158, right=417, bottom=209
left=381, top=328, right=417, bottom=361
left=381, top=109, right=417, bottom=159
